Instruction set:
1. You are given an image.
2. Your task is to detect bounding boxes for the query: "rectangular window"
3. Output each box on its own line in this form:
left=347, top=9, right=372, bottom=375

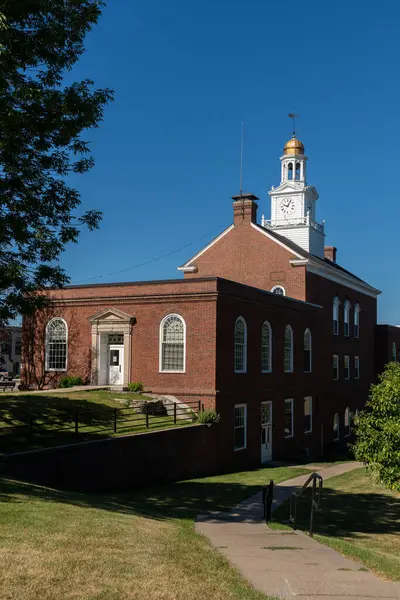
left=304, top=397, right=312, bottom=433
left=333, top=354, right=339, bottom=380
left=284, top=398, right=294, bottom=438
left=344, top=355, right=350, bottom=380
left=234, top=404, right=247, bottom=451
left=333, top=320, right=338, bottom=335
left=14, top=338, right=21, bottom=356
left=344, top=322, right=349, bottom=337
left=354, top=323, right=359, bottom=339
left=354, top=356, right=360, bottom=379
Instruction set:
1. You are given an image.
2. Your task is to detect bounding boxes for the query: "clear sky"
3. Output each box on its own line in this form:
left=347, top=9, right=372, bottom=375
left=62, top=0, right=399, bottom=323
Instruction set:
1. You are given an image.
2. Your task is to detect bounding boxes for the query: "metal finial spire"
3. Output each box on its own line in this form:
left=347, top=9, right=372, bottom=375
left=239, top=121, right=244, bottom=195
left=288, top=112, right=299, bottom=137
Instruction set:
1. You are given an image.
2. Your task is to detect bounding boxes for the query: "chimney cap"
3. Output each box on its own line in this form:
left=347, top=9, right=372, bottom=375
left=232, top=192, right=259, bottom=202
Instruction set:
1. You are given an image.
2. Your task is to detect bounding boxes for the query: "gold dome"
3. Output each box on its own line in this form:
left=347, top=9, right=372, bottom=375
left=283, top=135, right=304, bottom=155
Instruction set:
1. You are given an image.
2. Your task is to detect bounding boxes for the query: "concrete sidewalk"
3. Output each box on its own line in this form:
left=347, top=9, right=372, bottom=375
left=196, top=462, right=400, bottom=600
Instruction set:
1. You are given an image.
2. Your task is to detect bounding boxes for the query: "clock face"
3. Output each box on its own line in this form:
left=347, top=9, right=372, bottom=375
left=281, top=197, right=296, bottom=216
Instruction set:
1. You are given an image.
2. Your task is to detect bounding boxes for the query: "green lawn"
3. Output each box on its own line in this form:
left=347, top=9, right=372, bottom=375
left=0, top=390, right=195, bottom=454
left=0, top=465, right=309, bottom=600
left=271, top=467, right=400, bottom=581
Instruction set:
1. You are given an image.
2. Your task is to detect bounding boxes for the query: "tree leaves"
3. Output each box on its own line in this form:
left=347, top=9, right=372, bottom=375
left=353, top=362, right=400, bottom=491
left=0, top=1, right=114, bottom=325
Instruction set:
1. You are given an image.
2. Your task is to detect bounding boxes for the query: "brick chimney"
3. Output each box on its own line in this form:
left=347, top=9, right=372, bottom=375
left=232, top=193, right=259, bottom=225
left=324, top=246, right=337, bottom=262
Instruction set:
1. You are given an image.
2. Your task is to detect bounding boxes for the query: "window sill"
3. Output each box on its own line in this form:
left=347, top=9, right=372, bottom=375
left=46, top=369, right=67, bottom=372
left=261, top=370, right=272, bottom=374
left=234, top=371, right=247, bottom=374
left=284, top=434, right=293, bottom=439
left=234, top=446, right=247, bottom=452
left=284, top=371, right=294, bottom=374
left=159, top=370, right=186, bottom=374
left=304, top=430, right=312, bottom=435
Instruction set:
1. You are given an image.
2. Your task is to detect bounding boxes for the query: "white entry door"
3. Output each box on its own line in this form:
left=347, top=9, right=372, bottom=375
left=109, top=345, right=124, bottom=385
left=261, top=401, right=273, bottom=463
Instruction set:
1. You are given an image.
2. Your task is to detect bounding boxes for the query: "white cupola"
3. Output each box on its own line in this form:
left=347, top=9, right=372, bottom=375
left=261, top=135, right=325, bottom=257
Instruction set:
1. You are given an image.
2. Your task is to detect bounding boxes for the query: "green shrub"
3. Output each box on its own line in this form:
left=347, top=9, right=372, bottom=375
left=197, top=409, right=220, bottom=425
left=59, top=376, right=84, bottom=388
left=353, top=362, right=400, bottom=491
left=127, top=381, right=144, bottom=393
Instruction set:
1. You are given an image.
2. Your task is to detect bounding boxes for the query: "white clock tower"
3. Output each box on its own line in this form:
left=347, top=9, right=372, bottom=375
left=261, top=135, right=325, bottom=257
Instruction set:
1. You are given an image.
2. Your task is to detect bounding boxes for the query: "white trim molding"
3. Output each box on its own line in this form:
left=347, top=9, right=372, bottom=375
left=307, top=259, right=381, bottom=298
left=178, top=225, right=235, bottom=270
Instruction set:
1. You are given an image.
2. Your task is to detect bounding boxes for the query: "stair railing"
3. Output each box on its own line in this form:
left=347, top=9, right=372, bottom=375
left=289, top=472, right=323, bottom=537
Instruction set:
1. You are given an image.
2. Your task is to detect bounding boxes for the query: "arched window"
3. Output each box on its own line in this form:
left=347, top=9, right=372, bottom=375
left=261, top=321, right=272, bottom=373
left=344, top=407, right=350, bottom=437
left=284, top=325, right=293, bottom=373
left=295, top=162, right=300, bottom=180
left=333, top=297, right=340, bottom=335
left=288, top=161, right=293, bottom=180
left=333, top=413, right=340, bottom=441
left=46, top=318, right=68, bottom=371
left=392, top=342, right=397, bottom=362
left=271, top=285, right=285, bottom=296
left=354, top=303, right=360, bottom=338
left=234, top=317, right=247, bottom=373
left=344, top=300, right=351, bottom=337
left=304, top=328, right=312, bottom=372
left=160, top=314, right=185, bottom=372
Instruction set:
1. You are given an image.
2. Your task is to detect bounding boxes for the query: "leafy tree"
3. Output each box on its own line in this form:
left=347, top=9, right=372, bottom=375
left=353, top=362, right=400, bottom=491
left=0, top=1, right=113, bottom=325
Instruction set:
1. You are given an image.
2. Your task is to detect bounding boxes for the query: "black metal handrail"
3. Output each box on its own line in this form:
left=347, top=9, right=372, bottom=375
left=289, top=472, right=323, bottom=536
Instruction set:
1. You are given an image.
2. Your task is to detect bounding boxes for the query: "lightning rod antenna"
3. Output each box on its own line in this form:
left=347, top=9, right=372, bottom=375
left=239, top=121, right=244, bottom=196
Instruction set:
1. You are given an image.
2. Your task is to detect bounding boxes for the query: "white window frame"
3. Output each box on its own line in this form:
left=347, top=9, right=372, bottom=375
left=344, top=300, right=351, bottom=337
left=304, top=328, right=312, bottom=373
left=392, top=342, right=397, bottom=363
left=333, top=413, right=340, bottom=440
left=333, top=296, right=340, bottom=335
left=284, top=398, right=294, bottom=438
left=271, top=285, right=286, bottom=296
left=234, top=403, right=247, bottom=451
left=261, top=321, right=272, bottom=373
left=344, top=407, right=350, bottom=437
left=333, top=354, right=339, bottom=380
left=234, top=316, right=247, bottom=373
left=354, top=356, right=360, bottom=379
left=304, top=396, right=312, bottom=434
left=284, top=325, right=294, bottom=373
left=45, top=317, right=68, bottom=372
left=344, top=355, right=350, bottom=380
left=354, top=304, right=360, bottom=338
left=159, top=313, right=186, bottom=373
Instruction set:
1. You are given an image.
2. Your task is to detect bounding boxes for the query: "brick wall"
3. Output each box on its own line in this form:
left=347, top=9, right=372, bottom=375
left=0, top=424, right=253, bottom=492
left=375, top=324, right=400, bottom=375
left=184, top=204, right=307, bottom=300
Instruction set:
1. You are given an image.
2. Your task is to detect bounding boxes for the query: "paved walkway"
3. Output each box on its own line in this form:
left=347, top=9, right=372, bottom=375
left=196, top=462, right=400, bottom=600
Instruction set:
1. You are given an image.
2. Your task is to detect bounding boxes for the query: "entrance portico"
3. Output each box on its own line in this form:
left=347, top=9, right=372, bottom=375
left=88, top=308, right=136, bottom=387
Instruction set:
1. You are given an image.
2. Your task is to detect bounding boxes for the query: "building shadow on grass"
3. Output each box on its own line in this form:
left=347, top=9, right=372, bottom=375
left=0, top=474, right=399, bottom=536
left=272, top=485, right=400, bottom=539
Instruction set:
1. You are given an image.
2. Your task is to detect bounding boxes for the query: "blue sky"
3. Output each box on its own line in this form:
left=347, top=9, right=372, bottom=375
left=63, top=0, right=398, bottom=323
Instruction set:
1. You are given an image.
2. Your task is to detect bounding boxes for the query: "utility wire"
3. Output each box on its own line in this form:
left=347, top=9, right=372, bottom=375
left=71, top=224, right=230, bottom=285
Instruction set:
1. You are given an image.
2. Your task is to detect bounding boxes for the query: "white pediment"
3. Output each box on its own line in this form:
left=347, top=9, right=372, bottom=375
left=268, top=182, right=304, bottom=195
left=88, top=307, right=135, bottom=324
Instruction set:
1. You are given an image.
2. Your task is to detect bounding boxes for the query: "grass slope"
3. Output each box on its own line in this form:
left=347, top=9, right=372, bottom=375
left=272, top=467, right=400, bottom=581
left=0, top=466, right=309, bottom=600
left=0, top=390, right=193, bottom=454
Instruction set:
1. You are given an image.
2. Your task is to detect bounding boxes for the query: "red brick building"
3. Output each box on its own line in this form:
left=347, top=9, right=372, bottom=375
left=24, top=134, right=396, bottom=465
